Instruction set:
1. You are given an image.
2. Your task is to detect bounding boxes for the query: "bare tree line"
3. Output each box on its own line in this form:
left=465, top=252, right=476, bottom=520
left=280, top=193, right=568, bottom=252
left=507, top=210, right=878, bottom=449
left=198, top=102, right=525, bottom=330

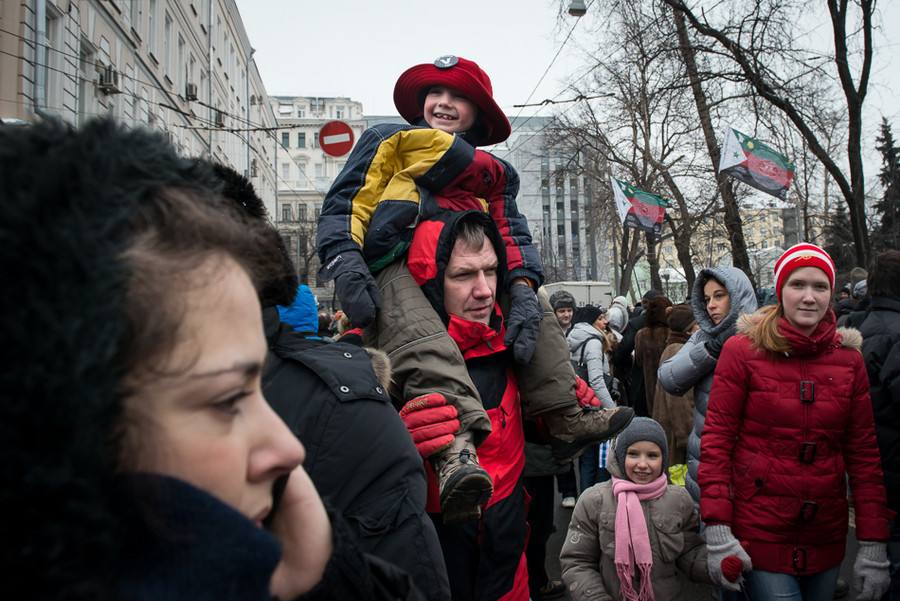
left=543, top=0, right=881, bottom=294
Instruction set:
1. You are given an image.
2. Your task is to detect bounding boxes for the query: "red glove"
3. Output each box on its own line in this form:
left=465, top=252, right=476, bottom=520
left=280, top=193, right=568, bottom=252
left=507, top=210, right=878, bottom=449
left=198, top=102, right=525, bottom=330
left=575, top=377, right=602, bottom=408
left=721, top=556, right=744, bottom=582
left=399, top=394, right=460, bottom=459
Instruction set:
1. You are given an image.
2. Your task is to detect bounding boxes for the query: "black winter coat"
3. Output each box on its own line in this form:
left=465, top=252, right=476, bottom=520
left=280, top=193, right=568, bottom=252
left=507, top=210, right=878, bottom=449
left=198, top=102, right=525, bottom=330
left=859, top=295, right=900, bottom=512
left=262, top=308, right=450, bottom=601
left=116, top=474, right=423, bottom=601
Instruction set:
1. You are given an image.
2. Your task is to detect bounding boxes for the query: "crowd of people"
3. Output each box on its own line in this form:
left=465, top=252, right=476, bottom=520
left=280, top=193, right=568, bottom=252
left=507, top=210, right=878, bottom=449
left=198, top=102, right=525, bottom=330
left=1, top=52, right=897, bottom=601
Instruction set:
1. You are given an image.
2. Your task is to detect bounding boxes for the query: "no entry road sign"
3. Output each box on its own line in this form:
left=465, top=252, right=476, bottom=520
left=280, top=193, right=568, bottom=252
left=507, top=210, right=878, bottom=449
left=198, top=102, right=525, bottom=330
left=319, top=121, right=354, bottom=157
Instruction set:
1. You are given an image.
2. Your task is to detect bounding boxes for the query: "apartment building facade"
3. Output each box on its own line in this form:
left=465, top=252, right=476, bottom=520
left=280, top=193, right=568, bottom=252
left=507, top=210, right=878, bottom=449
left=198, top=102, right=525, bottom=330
left=493, top=115, right=609, bottom=284
left=268, top=95, right=366, bottom=296
left=0, top=0, right=277, bottom=214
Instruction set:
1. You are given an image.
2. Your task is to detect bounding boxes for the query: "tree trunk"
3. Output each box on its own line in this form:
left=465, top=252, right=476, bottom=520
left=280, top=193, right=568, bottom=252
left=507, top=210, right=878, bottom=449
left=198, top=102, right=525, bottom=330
left=645, top=231, right=663, bottom=292
left=672, top=8, right=756, bottom=289
left=663, top=0, right=873, bottom=267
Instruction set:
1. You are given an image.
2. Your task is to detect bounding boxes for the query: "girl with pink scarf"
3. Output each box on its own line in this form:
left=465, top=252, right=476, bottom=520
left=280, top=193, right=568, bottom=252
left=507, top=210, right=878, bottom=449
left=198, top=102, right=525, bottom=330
left=560, top=418, right=737, bottom=600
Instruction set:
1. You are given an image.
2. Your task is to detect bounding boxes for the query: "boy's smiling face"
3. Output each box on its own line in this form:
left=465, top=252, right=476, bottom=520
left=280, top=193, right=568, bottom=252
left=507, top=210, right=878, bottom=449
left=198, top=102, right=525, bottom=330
left=423, top=85, right=478, bottom=135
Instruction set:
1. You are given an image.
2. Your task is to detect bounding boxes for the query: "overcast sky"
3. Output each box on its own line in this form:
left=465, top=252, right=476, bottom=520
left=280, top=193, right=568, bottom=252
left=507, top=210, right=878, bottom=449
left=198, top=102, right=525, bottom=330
left=236, top=0, right=899, bottom=149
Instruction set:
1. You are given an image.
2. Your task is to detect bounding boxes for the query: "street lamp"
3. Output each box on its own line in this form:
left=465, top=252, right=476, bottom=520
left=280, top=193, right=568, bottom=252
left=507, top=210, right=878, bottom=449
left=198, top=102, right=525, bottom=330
left=568, top=0, right=587, bottom=17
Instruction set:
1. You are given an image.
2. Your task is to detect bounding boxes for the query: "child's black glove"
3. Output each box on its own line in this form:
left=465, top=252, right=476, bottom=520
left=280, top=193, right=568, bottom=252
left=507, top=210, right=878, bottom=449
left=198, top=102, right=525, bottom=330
left=504, top=283, right=541, bottom=364
left=317, top=249, right=381, bottom=327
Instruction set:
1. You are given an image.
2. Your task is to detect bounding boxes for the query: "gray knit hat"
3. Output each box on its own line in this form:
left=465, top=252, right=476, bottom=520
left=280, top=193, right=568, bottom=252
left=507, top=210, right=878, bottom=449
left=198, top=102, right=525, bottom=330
left=549, top=289, right=576, bottom=311
left=614, top=417, right=668, bottom=475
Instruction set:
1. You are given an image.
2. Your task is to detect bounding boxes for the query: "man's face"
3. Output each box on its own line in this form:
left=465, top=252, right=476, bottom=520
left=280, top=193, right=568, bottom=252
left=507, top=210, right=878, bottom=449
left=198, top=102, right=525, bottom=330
left=443, top=237, right=498, bottom=325
left=555, top=307, right=573, bottom=328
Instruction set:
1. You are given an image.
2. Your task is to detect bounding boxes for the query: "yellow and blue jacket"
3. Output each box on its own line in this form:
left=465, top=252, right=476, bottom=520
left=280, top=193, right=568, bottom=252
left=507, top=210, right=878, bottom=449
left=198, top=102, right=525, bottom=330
left=316, top=123, right=543, bottom=287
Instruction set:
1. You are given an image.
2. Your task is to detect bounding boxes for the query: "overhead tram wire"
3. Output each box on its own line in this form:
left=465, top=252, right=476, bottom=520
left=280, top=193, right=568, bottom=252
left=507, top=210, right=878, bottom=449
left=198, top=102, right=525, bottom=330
left=505, top=0, right=596, bottom=140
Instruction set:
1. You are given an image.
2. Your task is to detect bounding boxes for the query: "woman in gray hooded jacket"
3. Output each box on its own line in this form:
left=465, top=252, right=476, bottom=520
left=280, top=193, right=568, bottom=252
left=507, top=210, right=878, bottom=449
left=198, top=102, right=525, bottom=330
left=656, top=267, right=757, bottom=507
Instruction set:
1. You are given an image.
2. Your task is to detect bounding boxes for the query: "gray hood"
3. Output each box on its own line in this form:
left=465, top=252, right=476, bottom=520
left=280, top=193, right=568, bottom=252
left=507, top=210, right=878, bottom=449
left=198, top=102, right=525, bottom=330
left=691, top=266, right=758, bottom=336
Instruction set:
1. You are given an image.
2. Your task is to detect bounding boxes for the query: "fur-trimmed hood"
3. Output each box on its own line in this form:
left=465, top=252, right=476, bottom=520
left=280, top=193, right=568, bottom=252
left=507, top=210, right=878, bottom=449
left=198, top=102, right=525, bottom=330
left=362, top=347, right=393, bottom=391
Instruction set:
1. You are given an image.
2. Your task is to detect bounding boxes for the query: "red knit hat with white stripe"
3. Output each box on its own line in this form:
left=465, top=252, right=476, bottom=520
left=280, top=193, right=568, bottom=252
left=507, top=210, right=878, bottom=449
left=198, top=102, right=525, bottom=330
left=773, top=243, right=836, bottom=302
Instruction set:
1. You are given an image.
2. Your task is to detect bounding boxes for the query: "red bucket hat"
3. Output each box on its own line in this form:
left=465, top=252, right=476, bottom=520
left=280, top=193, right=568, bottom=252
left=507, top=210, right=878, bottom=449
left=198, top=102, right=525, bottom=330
left=393, top=55, right=511, bottom=147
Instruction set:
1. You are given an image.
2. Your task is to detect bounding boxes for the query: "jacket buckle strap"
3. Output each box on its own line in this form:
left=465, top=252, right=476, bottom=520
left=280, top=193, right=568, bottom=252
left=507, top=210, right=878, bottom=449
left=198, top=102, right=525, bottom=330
left=800, top=380, right=814, bottom=402
left=799, top=442, right=817, bottom=463
left=798, top=501, right=818, bottom=522
left=793, top=547, right=807, bottom=571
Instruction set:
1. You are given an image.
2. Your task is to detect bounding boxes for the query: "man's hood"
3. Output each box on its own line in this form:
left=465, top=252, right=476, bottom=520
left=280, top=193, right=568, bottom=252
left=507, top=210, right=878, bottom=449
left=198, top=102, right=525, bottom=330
left=406, top=209, right=507, bottom=324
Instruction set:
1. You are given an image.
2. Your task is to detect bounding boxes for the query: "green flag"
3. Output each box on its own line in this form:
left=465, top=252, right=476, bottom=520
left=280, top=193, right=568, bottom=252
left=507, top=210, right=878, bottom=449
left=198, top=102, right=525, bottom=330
left=611, top=176, right=668, bottom=238
left=719, top=127, right=795, bottom=200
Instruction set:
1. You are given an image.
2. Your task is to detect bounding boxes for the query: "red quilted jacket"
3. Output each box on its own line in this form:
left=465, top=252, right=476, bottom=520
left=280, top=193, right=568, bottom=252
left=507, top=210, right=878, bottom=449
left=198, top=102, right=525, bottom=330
left=698, top=307, right=889, bottom=574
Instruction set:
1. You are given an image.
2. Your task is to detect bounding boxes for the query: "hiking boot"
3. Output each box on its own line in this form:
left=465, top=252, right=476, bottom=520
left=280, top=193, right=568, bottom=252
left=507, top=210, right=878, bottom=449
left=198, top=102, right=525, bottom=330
left=544, top=406, right=635, bottom=463
left=430, top=432, right=494, bottom=526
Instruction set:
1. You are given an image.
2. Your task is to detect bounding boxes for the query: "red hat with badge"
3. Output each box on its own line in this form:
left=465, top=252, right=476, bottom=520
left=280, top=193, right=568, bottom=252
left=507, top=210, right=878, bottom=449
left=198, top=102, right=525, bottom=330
left=393, top=55, right=511, bottom=147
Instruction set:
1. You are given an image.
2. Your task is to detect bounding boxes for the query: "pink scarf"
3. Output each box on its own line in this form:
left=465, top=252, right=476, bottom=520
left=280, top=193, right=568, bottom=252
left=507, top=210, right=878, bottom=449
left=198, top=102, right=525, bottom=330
left=611, top=475, right=668, bottom=601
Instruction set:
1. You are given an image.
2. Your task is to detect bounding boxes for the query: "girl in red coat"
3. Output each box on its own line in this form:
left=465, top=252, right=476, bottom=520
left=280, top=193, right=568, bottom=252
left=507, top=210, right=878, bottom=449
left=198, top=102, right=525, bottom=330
left=698, top=243, right=891, bottom=600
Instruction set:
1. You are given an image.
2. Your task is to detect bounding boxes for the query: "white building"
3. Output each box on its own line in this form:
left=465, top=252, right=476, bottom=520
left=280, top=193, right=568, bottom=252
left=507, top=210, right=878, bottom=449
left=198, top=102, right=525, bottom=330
left=268, top=96, right=368, bottom=295
left=1, top=0, right=278, bottom=215
left=492, top=116, right=609, bottom=284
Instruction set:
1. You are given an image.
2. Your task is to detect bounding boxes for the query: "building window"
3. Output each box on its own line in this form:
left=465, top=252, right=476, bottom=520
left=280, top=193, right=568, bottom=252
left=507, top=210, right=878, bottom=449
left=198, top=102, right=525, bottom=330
left=315, top=207, right=321, bottom=219
left=297, top=132, right=305, bottom=147
left=188, top=53, right=196, bottom=91
left=664, top=246, right=673, bottom=255
left=298, top=204, right=308, bottom=220
left=313, top=133, right=319, bottom=148
left=335, top=106, right=345, bottom=119
left=130, top=1, right=141, bottom=30
left=281, top=162, right=290, bottom=180
left=281, top=132, right=289, bottom=147
left=148, top=0, right=157, bottom=56
left=281, top=204, right=292, bottom=221
left=541, top=156, right=549, bottom=174
left=315, top=163, right=324, bottom=178
left=163, top=12, right=173, bottom=76
left=177, top=34, right=185, bottom=89
left=761, top=227, right=767, bottom=235
left=43, top=3, right=64, bottom=112
left=297, top=107, right=305, bottom=118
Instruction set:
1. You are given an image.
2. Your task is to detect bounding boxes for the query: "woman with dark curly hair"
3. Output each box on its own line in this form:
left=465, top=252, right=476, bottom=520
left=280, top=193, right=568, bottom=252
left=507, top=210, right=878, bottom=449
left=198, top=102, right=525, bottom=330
left=0, top=119, right=421, bottom=601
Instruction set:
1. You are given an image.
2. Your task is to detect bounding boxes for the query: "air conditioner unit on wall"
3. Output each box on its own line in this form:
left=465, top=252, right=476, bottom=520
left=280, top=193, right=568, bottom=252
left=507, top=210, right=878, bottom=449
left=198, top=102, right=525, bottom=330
left=214, top=110, right=225, bottom=128
left=185, top=83, right=198, bottom=101
left=98, top=65, right=121, bottom=94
